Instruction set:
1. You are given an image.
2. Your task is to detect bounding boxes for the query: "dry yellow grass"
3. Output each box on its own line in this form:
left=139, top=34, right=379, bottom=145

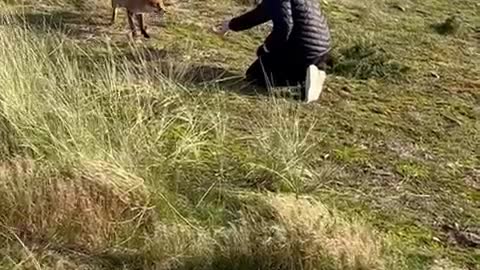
left=429, top=259, right=466, bottom=270
left=215, top=193, right=384, bottom=270
left=0, top=168, right=384, bottom=269
left=0, top=159, right=154, bottom=250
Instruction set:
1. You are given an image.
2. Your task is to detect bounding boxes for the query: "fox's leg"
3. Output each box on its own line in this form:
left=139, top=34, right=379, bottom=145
left=127, top=11, right=137, bottom=38
left=110, top=7, right=117, bottom=25
left=136, top=14, right=150, bottom=38
left=110, top=0, right=117, bottom=25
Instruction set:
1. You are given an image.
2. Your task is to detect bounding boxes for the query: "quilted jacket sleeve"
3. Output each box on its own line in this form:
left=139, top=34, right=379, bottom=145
left=228, top=1, right=271, bottom=32
left=263, top=0, right=293, bottom=53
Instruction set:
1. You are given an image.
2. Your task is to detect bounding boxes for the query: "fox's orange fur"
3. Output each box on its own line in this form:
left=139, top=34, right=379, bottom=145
left=111, top=0, right=166, bottom=38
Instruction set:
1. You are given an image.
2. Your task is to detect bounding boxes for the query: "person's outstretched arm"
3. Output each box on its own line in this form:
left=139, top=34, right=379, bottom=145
left=228, top=2, right=270, bottom=32
left=259, top=0, right=293, bottom=55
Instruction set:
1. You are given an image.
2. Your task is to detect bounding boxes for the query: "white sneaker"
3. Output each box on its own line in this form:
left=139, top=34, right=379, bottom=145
left=305, top=65, right=326, bottom=103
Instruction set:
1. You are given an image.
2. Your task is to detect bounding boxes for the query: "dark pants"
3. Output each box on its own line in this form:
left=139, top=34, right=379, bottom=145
left=246, top=52, right=329, bottom=88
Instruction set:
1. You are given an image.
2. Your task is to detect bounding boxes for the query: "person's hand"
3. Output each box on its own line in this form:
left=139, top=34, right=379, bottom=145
left=212, top=20, right=230, bottom=36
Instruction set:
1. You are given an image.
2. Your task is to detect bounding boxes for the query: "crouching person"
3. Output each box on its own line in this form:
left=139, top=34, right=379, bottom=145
left=214, top=0, right=331, bottom=103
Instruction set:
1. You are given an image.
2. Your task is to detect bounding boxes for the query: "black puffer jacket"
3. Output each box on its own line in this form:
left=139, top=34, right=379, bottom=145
left=229, top=0, right=331, bottom=64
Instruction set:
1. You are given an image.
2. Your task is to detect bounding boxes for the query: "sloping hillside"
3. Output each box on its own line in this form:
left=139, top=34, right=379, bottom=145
left=0, top=0, right=479, bottom=269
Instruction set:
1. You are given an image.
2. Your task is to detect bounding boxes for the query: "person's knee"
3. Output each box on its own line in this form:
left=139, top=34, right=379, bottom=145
left=245, top=68, right=263, bottom=85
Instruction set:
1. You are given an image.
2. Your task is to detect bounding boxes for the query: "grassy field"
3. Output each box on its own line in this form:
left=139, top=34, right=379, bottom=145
left=0, top=0, right=479, bottom=269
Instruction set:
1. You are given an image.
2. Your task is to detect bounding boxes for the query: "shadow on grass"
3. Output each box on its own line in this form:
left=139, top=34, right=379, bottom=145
left=4, top=10, right=109, bottom=37
left=119, top=46, right=270, bottom=97
left=431, top=16, right=461, bottom=35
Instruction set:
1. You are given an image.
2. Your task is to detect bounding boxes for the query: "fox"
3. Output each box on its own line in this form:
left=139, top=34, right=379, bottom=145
left=110, top=0, right=166, bottom=38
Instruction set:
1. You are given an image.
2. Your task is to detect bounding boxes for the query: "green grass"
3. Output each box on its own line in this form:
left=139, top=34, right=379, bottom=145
left=0, top=0, right=479, bottom=269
